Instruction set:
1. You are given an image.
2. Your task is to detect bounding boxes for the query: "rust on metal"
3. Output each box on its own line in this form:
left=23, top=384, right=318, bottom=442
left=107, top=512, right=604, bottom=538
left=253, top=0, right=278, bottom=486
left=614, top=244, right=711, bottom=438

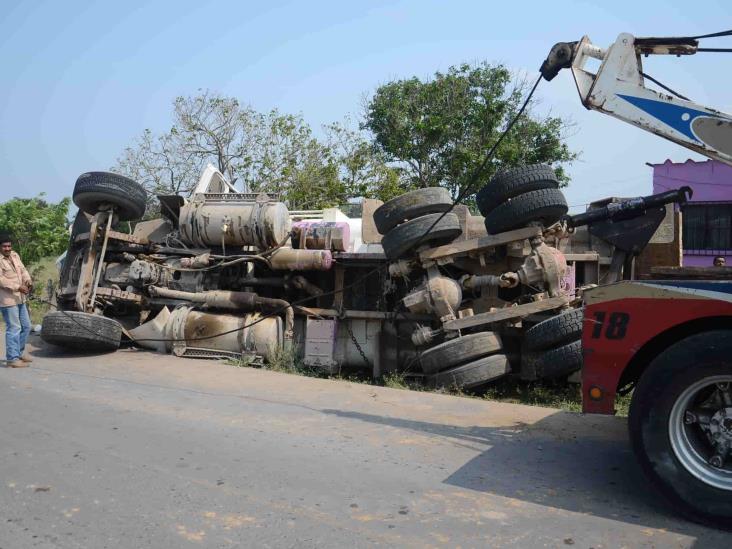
left=107, top=230, right=149, bottom=245
left=443, top=296, right=570, bottom=331
left=74, top=230, right=148, bottom=246
left=74, top=214, right=101, bottom=312
left=418, top=226, right=541, bottom=263
left=94, top=286, right=143, bottom=303
left=294, top=305, right=432, bottom=321
left=269, top=248, right=333, bottom=271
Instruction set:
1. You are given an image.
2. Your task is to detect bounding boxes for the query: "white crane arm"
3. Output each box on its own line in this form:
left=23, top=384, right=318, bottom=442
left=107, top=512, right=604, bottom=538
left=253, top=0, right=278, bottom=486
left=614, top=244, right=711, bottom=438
left=541, top=33, right=732, bottom=165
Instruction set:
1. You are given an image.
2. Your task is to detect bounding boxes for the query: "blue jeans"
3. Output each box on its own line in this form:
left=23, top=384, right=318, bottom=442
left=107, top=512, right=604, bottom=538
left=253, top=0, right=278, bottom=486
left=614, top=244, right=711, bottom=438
left=1, top=303, right=31, bottom=361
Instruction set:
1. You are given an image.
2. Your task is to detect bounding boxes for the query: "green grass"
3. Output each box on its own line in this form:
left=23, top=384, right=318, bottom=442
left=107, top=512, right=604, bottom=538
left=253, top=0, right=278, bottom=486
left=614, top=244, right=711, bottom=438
left=228, top=348, right=631, bottom=416
left=226, top=347, right=632, bottom=416
left=482, top=378, right=583, bottom=412
left=482, top=377, right=632, bottom=417
left=381, top=371, right=411, bottom=390
left=227, top=345, right=330, bottom=379
left=266, top=344, right=314, bottom=375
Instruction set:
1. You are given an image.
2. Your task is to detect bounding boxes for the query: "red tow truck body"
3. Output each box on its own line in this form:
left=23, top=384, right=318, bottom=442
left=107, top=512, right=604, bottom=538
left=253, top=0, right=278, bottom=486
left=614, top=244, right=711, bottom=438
left=581, top=280, right=732, bottom=414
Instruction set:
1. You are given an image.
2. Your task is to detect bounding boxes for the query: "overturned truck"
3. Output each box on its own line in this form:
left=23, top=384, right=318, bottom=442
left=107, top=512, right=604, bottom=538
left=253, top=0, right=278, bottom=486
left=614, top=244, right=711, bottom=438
left=43, top=164, right=690, bottom=389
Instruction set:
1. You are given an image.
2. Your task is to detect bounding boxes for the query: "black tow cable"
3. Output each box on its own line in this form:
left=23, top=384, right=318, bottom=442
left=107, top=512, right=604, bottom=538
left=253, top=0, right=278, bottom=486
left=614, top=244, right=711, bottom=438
left=690, top=29, right=732, bottom=40
left=407, top=73, right=544, bottom=252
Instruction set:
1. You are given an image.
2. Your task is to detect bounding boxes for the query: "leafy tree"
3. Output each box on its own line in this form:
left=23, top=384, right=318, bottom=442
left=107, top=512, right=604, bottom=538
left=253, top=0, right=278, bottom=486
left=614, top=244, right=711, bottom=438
left=247, top=111, right=342, bottom=208
left=0, top=194, right=70, bottom=265
left=112, top=92, right=393, bottom=210
left=324, top=118, right=404, bottom=202
left=365, top=62, right=577, bottom=199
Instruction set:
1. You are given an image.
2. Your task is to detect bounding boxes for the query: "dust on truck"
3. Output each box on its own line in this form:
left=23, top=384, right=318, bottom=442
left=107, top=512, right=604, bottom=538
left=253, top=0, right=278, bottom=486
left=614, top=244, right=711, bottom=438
left=41, top=27, right=732, bottom=528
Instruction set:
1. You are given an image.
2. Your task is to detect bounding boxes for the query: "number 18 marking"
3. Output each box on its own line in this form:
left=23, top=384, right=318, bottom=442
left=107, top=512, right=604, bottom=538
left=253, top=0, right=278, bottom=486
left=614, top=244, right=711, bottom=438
left=591, top=311, right=630, bottom=340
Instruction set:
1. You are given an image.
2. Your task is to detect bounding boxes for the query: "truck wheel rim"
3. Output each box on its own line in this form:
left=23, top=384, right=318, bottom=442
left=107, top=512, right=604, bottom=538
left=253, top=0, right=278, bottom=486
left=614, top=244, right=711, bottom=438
left=669, top=375, right=732, bottom=491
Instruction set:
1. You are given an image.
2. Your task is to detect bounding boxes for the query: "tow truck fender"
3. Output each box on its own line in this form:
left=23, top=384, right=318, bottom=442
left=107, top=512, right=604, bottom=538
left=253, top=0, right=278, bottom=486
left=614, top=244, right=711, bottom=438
left=581, top=280, right=732, bottom=414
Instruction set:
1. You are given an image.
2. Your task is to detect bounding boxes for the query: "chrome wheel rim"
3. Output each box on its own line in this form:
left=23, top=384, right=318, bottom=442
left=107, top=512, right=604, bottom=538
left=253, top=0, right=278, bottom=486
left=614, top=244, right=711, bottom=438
left=669, top=375, right=732, bottom=491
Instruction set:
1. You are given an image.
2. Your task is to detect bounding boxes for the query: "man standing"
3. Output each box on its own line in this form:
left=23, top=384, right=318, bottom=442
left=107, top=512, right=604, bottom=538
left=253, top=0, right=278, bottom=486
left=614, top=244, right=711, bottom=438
left=0, top=234, right=33, bottom=368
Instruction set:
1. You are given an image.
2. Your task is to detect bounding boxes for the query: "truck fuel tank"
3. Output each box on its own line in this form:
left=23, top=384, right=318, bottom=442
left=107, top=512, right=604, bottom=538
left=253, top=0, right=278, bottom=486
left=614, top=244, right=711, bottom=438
left=179, top=193, right=291, bottom=251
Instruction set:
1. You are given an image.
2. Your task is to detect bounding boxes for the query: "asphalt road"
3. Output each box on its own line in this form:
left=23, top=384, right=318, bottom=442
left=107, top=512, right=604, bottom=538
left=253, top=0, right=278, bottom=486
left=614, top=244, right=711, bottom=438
left=0, top=335, right=728, bottom=548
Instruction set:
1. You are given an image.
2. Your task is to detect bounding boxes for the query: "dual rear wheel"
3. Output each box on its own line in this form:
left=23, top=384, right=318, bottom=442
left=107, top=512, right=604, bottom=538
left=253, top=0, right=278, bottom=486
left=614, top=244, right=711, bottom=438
left=374, top=187, right=462, bottom=260
left=522, top=307, right=584, bottom=380
left=476, top=164, right=568, bottom=234
left=418, top=332, right=509, bottom=389
left=374, top=163, right=568, bottom=259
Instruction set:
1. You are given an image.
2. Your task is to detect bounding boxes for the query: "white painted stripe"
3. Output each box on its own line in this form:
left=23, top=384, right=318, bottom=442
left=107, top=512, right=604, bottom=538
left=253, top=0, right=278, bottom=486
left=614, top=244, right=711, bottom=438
left=637, top=283, right=732, bottom=303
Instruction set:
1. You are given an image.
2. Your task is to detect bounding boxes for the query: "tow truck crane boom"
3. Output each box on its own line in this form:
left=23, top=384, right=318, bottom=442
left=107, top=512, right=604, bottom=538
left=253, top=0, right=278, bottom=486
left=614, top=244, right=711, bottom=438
left=540, top=33, right=732, bottom=165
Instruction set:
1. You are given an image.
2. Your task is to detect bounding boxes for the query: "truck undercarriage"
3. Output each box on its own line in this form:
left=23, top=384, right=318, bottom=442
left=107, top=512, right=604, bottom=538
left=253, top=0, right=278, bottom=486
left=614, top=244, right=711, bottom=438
left=45, top=163, right=689, bottom=392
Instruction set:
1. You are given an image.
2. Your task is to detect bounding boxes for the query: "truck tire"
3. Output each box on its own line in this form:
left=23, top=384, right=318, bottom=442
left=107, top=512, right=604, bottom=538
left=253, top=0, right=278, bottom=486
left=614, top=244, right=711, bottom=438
left=373, top=187, right=453, bottom=235
left=41, top=311, right=122, bottom=352
left=419, top=332, right=502, bottom=374
left=629, top=330, right=732, bottom=529
left=73, top=171, right=147, bottom=221
left=522, top=339, right=582, bottom=379
left=484, top=188, right=568, bottom=234
left=381, top=212, right=462, bottom=260
left=476, top=164, right=559, bottom=216
left=524, top=307, right=584, bottom=351
left=429, top=354, right=510, bottom=390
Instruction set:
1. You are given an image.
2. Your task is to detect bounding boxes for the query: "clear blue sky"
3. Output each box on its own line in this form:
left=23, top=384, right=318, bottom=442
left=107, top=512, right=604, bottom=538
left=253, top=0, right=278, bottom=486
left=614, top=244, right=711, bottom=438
left=1, top=0, right=730, bottom=212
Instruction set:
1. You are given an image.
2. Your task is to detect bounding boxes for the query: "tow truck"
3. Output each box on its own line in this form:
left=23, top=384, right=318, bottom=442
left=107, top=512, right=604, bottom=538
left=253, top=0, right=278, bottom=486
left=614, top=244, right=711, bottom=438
left=540, top=31, right=732, bottom=527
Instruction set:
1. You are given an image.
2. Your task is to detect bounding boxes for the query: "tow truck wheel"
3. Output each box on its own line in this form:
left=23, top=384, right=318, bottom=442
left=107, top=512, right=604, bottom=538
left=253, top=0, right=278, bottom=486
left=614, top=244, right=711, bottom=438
left=373, top=187, right=453, bottom=235
left=483, top=188, right=568, bottom=234
left=381, top=212, right=462, bottom=260
left=476, top=164, right=559, bottom=217
left=41, top=311, right=122, bottom=352
left=73, top=171, right=147, bottom=221
left=629, top=330, right=732, bottom=529
left=419, top=332, right=502, bottom=374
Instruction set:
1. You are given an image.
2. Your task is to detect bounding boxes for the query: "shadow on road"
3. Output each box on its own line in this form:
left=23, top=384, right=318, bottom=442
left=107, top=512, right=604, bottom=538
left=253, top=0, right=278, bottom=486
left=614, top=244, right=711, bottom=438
left=321, top=408, right=718, bottom=538
left=27, top=337, right=118, bottom=359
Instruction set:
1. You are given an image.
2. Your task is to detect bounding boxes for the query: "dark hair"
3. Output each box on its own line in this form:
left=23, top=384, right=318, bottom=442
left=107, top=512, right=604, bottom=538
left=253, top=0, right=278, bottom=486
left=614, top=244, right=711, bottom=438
left=0, top=233, right=12, bottom=245
left=713, top=256, right=725, bottom=263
